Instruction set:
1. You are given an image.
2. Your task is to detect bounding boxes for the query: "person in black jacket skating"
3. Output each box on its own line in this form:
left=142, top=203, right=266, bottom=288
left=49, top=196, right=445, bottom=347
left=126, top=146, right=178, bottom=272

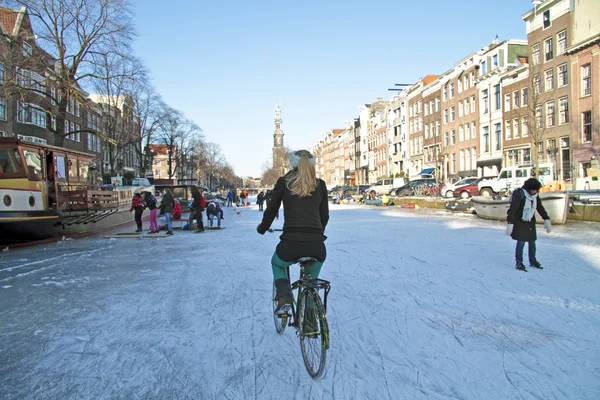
left=257, top=150, right=329, bottom=315
left=506, top=178, right=552, bottom=271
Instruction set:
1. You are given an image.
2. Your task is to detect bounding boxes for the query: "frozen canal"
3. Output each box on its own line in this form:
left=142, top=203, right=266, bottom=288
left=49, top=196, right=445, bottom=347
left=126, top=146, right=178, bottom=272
left=1, top=203, right=600, bottom=399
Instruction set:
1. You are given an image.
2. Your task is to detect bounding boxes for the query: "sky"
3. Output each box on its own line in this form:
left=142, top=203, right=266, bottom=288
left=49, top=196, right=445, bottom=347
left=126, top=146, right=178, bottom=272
left=132, top=0, right=535, bottom=177
left=2, top=204, right=600, bottom=398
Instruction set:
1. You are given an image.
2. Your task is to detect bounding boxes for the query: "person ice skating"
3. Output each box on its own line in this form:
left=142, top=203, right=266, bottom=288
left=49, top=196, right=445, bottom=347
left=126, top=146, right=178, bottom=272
left=129, top=191, right=144, bottom=232
left=257, top=191, right=265, bottom=211
left=206, top=201, right=224, bottom=227
left=143, top=191, right=159, bottom=233
left=226, top=190, right=234, bottom=207
left=506, top=177, right=552, bottom=271
left=191, top=186, right=206, bottom=232
left=160, top=188, right=175, bottom=235
left=243, top=189, right=248, bottom=205
left=256, top=149, right=329, bottom=321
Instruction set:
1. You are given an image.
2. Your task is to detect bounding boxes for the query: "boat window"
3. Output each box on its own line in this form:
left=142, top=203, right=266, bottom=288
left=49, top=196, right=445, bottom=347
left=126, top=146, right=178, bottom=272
left=68, top=157, right=78, bottom=179
left=79, top=159, right=88, bottom=180
left=55, top=155, right=67, bottom=179
left=23, top=150, right=43, bottom=177
left=0, top=149, right=22, bottom=175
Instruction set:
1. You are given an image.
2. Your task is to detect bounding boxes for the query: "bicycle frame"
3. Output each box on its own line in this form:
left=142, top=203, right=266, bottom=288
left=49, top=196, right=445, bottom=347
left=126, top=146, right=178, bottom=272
left=284, top=263, right=331, bottom=335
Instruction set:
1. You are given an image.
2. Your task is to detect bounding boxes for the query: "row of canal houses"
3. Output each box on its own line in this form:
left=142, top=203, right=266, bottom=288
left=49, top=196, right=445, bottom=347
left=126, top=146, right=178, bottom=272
left=312, top=0, right=599, bottom=188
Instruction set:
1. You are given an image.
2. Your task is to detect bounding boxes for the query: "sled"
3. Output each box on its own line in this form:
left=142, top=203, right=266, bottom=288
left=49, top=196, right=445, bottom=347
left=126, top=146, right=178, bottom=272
left=400, top=203, right=416, bottom=209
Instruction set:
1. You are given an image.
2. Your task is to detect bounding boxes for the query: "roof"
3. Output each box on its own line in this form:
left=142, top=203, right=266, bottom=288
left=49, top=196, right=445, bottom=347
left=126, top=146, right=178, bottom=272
left=0, top=6, right=20, bottom=35
left=422, top=75, right=440, bottom=85
left=517, top=56, right=528, bottom=64
left=332, top=129, right=344, bottom=135
left=148, top=144, right=169, bottom=155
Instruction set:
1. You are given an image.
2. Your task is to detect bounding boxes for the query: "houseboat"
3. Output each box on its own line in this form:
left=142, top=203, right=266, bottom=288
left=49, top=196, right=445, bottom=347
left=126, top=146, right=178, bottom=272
left=0, top=137, right=137, bottom=247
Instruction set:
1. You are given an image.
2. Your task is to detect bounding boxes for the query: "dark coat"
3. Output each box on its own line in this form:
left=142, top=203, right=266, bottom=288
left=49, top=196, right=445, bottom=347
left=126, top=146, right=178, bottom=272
left=257, top=193, right=265, bottom=204
left=160, top=191, right=175, bottom=214
left=507, top=188, right=550, bottom=242
left=143, top=193, right=157, bottom=210
left=257, top=171, right=329, bottom=241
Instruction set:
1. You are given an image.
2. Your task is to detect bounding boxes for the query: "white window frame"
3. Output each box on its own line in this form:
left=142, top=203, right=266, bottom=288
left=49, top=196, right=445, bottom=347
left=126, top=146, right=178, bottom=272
left=545, top=68, right=554, bottom=92
left=544, top=37, right=553, bottom=62
left=559, top=97, right=569, bottom=124
left=505, top=120, right=511, bottom=140
left=505, top=93, right=511, bottom=111
left=581, top=64, right=591, bottom=97
left=557, top=30, right=567, bottom=56
left=557, top=63, right=568, bottom=87
left=532, top=43, right=540, bottom=66
left=0, top=98, right=5, bottom=121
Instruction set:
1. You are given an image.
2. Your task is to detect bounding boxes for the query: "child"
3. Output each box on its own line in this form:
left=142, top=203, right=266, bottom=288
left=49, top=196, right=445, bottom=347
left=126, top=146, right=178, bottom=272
left=506, top=178, right=552, bottom=271
left=129, top=191, right=144, bottom=232
left=143, top=191, right=159, bottom=233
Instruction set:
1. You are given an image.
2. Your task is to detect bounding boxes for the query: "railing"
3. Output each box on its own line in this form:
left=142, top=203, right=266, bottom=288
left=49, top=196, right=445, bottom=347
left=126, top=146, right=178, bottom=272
left=57, top=190, right=119, bottom=210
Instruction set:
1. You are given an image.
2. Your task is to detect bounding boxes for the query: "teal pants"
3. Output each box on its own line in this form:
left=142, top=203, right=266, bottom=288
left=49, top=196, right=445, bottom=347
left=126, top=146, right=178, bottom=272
left=271, top=252, right=323, bottom=281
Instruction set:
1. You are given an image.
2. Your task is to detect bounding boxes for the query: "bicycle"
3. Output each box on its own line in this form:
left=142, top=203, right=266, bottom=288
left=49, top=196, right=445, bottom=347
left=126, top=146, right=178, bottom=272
left=268, top=228, right=331, bottom=379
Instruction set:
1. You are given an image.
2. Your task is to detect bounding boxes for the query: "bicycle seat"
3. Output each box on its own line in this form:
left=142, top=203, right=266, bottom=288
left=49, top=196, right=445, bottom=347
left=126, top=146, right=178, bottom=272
left=295, top=257, right=318, bottom=264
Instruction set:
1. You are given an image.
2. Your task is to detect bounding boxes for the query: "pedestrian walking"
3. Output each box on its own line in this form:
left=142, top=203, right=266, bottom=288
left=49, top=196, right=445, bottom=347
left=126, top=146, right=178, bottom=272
left=129, top=191, right=144, bottom=232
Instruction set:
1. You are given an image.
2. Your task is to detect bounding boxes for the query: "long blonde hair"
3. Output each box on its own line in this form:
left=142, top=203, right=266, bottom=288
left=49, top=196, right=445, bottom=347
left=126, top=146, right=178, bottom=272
left=287, top=150, right=317, bottom=197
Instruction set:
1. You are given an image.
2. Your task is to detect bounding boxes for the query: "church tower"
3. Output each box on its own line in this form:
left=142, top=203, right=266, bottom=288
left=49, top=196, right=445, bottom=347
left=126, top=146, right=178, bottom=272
left=272, top=104, right=285, bottom=175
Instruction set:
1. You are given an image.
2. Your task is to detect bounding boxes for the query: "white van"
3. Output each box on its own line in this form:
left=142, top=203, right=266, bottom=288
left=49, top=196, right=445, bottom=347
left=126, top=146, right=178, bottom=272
left=367, top=178, right=407, bottom=195
left=478, top=163, right=554, bottom=196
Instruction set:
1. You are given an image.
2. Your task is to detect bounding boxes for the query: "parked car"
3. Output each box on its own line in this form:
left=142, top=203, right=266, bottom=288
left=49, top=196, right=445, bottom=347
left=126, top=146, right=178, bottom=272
left=440, top=177, right=478, bottom=198
left=477, top=163, right=554, bottom=197
left=389, top=178, right=437, bottom=197
left=452, top=177, right=492, bottom=199
left=366, top=178, right=407, bottom=196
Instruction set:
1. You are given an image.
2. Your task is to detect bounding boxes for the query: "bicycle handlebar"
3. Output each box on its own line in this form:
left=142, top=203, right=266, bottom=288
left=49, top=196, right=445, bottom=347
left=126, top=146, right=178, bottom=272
left=268, top=228, right=283, bottom=232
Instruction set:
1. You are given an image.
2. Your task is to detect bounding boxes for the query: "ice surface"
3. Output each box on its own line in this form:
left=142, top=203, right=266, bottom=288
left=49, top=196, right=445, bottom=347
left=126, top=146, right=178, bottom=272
left=1, top=203, right=599, bottom=399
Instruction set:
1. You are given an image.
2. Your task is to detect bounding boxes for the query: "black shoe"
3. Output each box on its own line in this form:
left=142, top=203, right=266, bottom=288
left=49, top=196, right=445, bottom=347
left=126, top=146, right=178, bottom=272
left=166, top=231, right=173, bottom=235
left=516, top=261, right=527, bottom=271
left=530, top=261, right=543, bottom=269
left=135, top=229, right=141, bottom=233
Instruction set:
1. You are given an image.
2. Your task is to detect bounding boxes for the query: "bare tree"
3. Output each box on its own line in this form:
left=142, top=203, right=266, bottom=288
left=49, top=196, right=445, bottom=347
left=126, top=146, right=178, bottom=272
left=521, top=64, right=550, bottom=177
left=8, top=0, right=135, bottom=146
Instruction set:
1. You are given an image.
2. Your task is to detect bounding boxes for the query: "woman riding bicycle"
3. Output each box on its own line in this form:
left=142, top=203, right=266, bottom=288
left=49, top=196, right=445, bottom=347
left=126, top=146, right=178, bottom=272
left=256, top=150, right=329, bottom=315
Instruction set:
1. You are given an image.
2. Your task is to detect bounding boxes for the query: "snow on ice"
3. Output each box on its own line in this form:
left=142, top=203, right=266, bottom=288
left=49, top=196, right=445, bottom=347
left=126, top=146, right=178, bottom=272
left=0, top=203, right=599, bottom=399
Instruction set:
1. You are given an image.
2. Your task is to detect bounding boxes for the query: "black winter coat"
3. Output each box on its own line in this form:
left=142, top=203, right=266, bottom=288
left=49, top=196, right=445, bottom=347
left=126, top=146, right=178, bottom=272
left=160, top=191, right=175, bottom=214
left=258, top=172, right=329, bottom=241
left=507, top=188, right=550, bottom=242
left=143, top=193, right=157, bottom=210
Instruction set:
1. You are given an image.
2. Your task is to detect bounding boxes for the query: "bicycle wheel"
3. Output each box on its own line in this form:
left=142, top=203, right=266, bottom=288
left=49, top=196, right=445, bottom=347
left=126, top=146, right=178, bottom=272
left=272, top=281, right=287, bottom=334
left=298, top=289, right=329, bottom=379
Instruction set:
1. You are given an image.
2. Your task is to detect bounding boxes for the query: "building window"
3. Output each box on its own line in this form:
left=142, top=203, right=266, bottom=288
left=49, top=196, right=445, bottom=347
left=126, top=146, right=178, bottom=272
left=443, top=85, right=448, bottom=101
left=470, top=96, right=476, bottom=113
left=0, top=99, right=5, bottom=121
left=459, top=125, right=464, bottom=142
left=581, top=64, right=591, bottom=96
left=536, top=105, right=543, bottom=128
left=17, top=102, right=46, bottom=128
left=545, top=68, right=554, bottom=91
left=472, top=122, right=476, bottom=140
left=481, top=60, right=487, bottom=75
left=436, top=98, right=440, bottom=112
left=533, top=74, right=541, bottom=95
left=582, top=111, right=592, bottom=142
left=532, top=43, right=540, bottom=65
left=514, top=118, right=519, bottom=139
left=436, top=121, right=440, bottom=136
left=494, top=123, right=501, bottom=151
left=450, top=82, right=455, bottom=98
left=51, top=115, right=56, bottom=131
left=424, top=103, right=429, bottom=116
left=458, top=79, right=463, bottom=93
left=493, top=54, right=498, bottom=68
left=522, top=88, right=528, bottom=106
left=425, top=124, right=430, bottom=138
left=0, top=63, right=4, bottom=83
left=505, top=93, right=511, bottom=111
left=459, top=150, right=464, bottom=170
left=50, top=87, right=56, bottom=106
left=463, top=99, right=469, bottom=115
left=522, top=117, right=528, bottom=137
left=557, top=30, right=567, bottom=55
left=559, top=97, right=569, bottom=124
left=470, top=71, right=475, bottom=87
left=483, top=126, right=490, bottom=152
left=465, top=123, right=470, bottom=140
left=482, top=89, right=489, bottom=113
left=450, top=106, right=455, bottom=122
left=544, top=38, right=553, bottom=62
left=444, top=109, right=448, bottom=124
left=458, top=101, right=463, bottom=117
left=444, top=132, right=449, bottom=146
left=505, top=120, right=511, bottom=140
left=524, top=148, right=531, bottom=163
left=558, top=64, right=568, bottom=87
left=546, top=101, right=555, bottom=127
left=543, top=10, right=551, bottom=28
left=537, top=141, right=543, bottom=160
left=494, top=85, right=500, bottom=110
left=513, top=91, right=520, bottom=108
